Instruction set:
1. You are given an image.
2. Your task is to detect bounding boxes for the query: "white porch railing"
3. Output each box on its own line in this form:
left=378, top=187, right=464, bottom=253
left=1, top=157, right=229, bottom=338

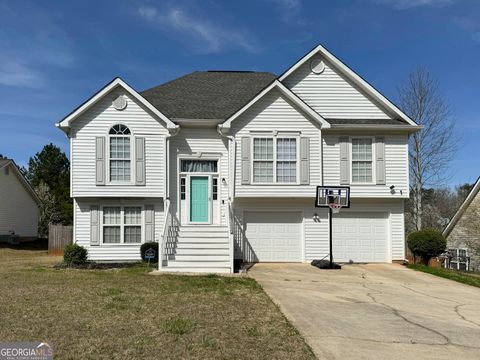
left=159, top=199, right=171, bottom=270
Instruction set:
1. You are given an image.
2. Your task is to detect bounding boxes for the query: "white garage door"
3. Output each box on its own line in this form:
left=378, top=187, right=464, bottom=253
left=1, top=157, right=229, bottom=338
left=244, top=211, right=302, bottom=262
left=333, top=212, right=388, bottom=263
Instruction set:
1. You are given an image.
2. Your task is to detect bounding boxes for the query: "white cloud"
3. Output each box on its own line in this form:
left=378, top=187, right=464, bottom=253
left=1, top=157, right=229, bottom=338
left=453, top=17, right=480, bottom=43
left=264, top=0, right=304, bottom=25
left=137, top=5, right=259, bottom=54
left=370, top=0, right=454, bottom=10
left=0, top=59, right=45, bottom=88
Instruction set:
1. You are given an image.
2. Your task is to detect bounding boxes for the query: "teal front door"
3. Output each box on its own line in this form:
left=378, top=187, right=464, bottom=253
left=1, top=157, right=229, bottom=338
left=190, top=176, right=209, bottom=222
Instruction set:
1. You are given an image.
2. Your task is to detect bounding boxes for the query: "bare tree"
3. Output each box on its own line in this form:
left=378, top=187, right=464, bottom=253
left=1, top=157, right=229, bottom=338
left=399, top=68, right=458, bottom=231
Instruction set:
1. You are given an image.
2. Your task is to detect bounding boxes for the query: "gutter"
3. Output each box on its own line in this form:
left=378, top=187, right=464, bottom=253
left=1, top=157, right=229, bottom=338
left=324, top=124, right=423, bottom=133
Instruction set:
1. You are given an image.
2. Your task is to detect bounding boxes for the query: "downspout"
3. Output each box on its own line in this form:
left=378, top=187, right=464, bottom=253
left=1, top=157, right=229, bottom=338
left=165, top=125, right=180, bottom=201
left=216, top=124, right=235, bottom=203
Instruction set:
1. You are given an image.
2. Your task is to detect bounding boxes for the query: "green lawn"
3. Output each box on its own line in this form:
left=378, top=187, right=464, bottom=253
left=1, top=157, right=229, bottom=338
left=407, top=264, right=480, bottom=288
left=0, top=246, right=315, bottom=359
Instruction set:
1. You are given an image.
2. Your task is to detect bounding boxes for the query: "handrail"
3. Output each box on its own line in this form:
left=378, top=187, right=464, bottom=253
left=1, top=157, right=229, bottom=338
left=159, top=199, right=171, bottom=270
left=227, top=200, right=234, bottom=273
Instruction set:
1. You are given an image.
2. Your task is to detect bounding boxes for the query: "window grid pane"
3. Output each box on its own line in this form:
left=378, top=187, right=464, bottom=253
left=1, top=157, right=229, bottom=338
left=276, top=138, right=297, bottom=182
left=253, top=138, right=273, bottom=160
left=124, top=207, right=141, bottom=225
left=253, top=161, right=273, bottom=183
left=103, top=207, right=121, bottom=224
left=124, top=226, right=141, bottom=243
left=110, top=160, right=131, bottom=182
left=103, top=226, right=120, bottom=243
left=110, top=137, right=130, bottom=159
left=277, top=161, right=296, bottom=183
left=352, top=161, right=372, bottom=183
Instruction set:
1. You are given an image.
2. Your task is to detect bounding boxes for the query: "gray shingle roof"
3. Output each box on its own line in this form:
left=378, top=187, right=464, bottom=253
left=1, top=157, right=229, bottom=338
left=141, top=71, right=277, bottom=120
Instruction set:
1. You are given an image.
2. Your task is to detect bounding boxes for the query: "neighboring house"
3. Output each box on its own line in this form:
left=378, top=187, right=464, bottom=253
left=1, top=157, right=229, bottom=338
left=0, top=159, right=40, bottom=241
left=443, top=177, right=480, bottom=272
left=57, top=44, right=421, bottom=272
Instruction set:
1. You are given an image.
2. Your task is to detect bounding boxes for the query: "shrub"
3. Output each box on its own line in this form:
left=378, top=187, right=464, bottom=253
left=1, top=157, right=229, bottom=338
left=140, top=242, right=159, bottom=262
left=407, top=229, right=446, bottom=265
left=63, top=243, right=88, bottom=265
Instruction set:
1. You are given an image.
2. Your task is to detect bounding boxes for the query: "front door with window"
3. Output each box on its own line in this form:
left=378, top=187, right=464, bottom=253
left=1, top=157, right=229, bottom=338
left=190, top=176, right=209, bottom=223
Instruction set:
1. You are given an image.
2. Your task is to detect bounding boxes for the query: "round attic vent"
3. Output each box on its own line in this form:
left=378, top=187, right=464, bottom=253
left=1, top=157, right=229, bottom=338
left=310, top=58, right=325, bottom=74
left=112, top=95, right=127, bottom=111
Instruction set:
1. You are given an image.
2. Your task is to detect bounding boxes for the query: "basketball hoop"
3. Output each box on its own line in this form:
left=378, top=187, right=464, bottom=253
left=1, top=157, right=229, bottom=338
left=328, top=203, right=342, bottom=214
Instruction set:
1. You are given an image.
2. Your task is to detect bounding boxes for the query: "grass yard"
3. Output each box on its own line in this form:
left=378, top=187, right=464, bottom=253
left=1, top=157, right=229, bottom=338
left=407, top=264, right=480, bottom=288
left=0, top=246, right=315, bottom=359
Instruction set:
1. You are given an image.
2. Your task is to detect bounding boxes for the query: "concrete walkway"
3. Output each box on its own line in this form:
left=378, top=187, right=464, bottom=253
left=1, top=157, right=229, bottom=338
left=249, top=263, right=480, bottom=360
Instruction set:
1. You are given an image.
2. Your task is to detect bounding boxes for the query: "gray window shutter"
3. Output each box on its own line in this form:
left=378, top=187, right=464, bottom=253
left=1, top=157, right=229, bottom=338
left=241, top=137, right=251, bottom=185
left=375, top=137, right=386, bottom=185
left=144, top=205, right=154, bottom=242
left=299, top=137, right=310, bottom=185
left=95, top=137, right=106, bottom=185
left=90, top=205, right=100, bottom=246
left=339, top=136, right=350, bottom=185
left=135, top=137, right=146, bottom=185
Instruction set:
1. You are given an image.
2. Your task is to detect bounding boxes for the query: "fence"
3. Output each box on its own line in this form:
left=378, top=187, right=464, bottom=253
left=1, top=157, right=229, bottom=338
left=48, top=224, right=73, bottom=256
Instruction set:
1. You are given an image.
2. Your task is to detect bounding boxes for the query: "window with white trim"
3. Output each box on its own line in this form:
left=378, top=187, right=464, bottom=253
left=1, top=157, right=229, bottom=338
left=252, top=137, right=297, bottom=183
left=446, top=248, right=470, bottom=271
left=109, top=124, right=131, bottom=182
left=102, top=206, right=142, bottom=244
left=351, top=138, right=373, bottom=183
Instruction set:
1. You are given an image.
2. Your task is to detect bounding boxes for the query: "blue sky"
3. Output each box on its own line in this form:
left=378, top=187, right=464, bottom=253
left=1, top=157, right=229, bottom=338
left=0, top=0, right=479, bottom=186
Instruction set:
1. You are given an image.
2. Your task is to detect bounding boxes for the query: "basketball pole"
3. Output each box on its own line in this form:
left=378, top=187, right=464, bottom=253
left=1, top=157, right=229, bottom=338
left=329, top=206, right=333, bottom=268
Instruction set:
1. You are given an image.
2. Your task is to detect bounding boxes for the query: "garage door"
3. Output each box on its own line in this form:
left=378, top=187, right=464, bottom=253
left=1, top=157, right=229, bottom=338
left=333, top=212, right=388, bottom=263
left=244, top=211, right=302, bottom=262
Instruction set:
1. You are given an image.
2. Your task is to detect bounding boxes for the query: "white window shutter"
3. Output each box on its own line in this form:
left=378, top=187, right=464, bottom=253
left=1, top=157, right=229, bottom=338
left=90, top=205, right=100, bottom=246
left=144, top=205, right=154, bottom=242
left=299, top=137, right=310, bottom=185
left=375, top=137, right=386, bottom=185
left=95, top=137, right=106, bottom=185
left=135, top=137, right=146, bottom=185
left=339, top=136, right=350, bottom=185
left=241, top=137, right=251, bottom=185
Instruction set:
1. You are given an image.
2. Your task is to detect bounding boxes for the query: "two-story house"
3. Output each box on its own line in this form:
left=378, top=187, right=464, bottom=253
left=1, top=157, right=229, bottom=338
left=57, top=44, right=420, bottom=272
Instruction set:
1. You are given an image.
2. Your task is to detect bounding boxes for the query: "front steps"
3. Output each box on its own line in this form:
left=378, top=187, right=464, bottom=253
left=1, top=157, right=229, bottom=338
left=160, top=225, right=231, bottom=273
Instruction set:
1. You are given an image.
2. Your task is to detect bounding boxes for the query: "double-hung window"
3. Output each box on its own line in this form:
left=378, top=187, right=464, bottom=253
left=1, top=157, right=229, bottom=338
left=102, top=206, right=142, bottom=244
left=351, top=138, right=373, bottom=183
left=109, top=124, right=131, bottom=182
left=252, top=137, right=297, bottom=183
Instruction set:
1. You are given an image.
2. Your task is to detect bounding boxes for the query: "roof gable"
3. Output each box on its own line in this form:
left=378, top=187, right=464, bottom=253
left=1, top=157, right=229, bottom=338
left=279, top=44, right=419, bottom=127
left=443, top=177, right=480, bottom=237
left=141, top=71, right=276, bottom=120
left=220, top=80, right=330, bottom=130
left=0, top=160, right=41, bottom=205
left=56, top=78, right=177, bottom=133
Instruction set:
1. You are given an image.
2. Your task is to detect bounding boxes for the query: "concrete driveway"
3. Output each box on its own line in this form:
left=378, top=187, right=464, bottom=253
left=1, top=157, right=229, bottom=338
left=249, top=263, right=480, bottom=360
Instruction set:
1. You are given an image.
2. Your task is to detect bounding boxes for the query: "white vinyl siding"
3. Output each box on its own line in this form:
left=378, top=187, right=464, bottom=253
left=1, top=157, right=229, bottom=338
left=74, top=198, right=164, bottom=261
left=232, top=89, right=321, bottom=197
left=0, top=165, right=38, bottom=237
left=232, top=198, right=405, bottom=263
left=70, top=87, right=167, bottom=197
left=323, top=133, right=409, bottom=198
left=283, top=54, right=392, bottom=119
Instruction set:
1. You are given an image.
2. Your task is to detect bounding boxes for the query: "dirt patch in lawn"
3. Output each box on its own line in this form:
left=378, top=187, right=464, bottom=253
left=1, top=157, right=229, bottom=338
left=0, top=248, right=314, bottom=359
